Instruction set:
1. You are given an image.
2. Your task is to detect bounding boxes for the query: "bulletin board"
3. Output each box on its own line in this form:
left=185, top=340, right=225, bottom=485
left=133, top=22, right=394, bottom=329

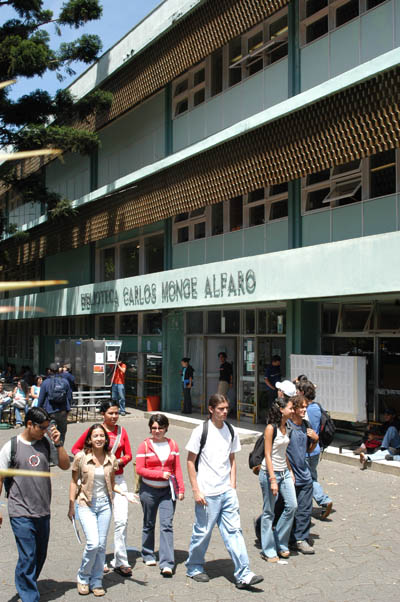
left=290, top=354, right=367, bottom=422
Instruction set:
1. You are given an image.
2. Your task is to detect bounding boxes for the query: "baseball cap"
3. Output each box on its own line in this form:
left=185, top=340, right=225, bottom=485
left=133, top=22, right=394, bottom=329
left=276, top=380, right=297, bottom=397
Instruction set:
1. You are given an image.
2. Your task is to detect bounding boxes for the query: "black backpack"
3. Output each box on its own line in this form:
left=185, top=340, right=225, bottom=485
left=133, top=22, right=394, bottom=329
left=48, top=376, right=68, bottom=407
left=317, top=403, right=336, bottom=449
left=4, top=436, right=50, bottom=497
left=248, top=424, right=293, bottom=474
left=195, top=419, right=234, bottom=471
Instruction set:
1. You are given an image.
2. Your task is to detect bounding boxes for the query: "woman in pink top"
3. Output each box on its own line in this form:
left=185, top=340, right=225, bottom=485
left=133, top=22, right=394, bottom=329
left=135, top=413, right=184, bottom=577
left=71, top=400, right=133, bottom=576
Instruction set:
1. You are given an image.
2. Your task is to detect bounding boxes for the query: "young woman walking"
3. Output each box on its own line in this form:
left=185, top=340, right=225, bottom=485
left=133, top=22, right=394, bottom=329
left=259, top=395, right=297, bottom=562
left=135, top=413, right=184, bottom=576
left=68, top=424, right=136, bottom=596
left=71, top=400, right=133, bottom=576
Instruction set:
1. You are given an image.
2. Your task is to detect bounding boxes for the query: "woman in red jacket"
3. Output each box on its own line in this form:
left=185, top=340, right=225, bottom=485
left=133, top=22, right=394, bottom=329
left=135, top=413, right=184, bottom=577
left=71, top=400, right=133, bottom=576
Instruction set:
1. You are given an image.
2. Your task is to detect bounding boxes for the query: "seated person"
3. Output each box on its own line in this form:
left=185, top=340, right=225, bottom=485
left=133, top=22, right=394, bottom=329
left=0, top=382, right=12, bottom=422
left=360, top=408, right=400, bottom=469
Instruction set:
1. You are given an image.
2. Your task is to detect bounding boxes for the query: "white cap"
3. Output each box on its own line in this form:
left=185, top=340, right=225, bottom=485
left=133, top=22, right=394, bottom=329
left=276, top=380, right=297, bottom=397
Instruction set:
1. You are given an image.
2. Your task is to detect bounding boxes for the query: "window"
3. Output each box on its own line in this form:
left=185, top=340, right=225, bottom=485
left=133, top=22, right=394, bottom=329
left=336, top=0, right=359, bottom=27
left=98, top=315, right=115, bottom=335
left=212, top=202, right=224, bottom=235
left=97, top=232, right=164, bottom=281
left=207, top=311, right=221, bottom=334
left=120, top=241, right=140, bottom=278
left=223, top=310, right=240, bottom=334
left=269, top=199, right=288, bottom=220
left=323, top=178, right=361, bottom=206
left=186, top=311, right=203, bottom=334
left=340, top=304, right=372, bottom=332
left=257, top=309, right=286, bottom=334
left=305, top=187, right=330, bottom=211
left=145, top=234, right=164, bottom=274
left=172, top=62, right=206, bottom=118
left=174, top=208, right=207, bottom=244
left=211, top=48, right=223, bottom=96
left=120, top=314, right=138, bottom=335
left=370, top=150, right=396, bottom=198
left=143, top=312, right=162, bottom=335
left=228, top=37, right=243, bottom=87
left=303, top=159, right=362, bottom=211
left=230, top=196, right=243, bottom=231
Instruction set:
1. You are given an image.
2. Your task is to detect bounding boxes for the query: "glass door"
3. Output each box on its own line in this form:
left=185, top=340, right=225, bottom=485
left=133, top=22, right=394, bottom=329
left=257, top=337, right=286, bottom=422
left=239, top=337, right=257, bottom=422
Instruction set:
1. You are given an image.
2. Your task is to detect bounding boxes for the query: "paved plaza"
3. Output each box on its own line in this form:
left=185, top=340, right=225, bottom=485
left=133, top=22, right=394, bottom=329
left=0, top=412, right=399, bottom=602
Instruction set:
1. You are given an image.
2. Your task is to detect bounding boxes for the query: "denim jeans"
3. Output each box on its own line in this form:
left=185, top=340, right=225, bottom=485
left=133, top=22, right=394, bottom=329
left=0, top=396, right=11, bottom=421
left=14, top=404, right=25, bottom=425
left=10, top=515, right=50, bottom=602
left=291, top=481, right=313, bottom=542
left=112, top=384, right=126, bottom=413
left=140, top=482, right=176, bottom=569
left=306, top=454, right=332, bottom=507
left=259, top=468, right=297, bottom=558
left=110, top=475, right=129, bottom=568
left=381, top=426, right=400, bottom=450
left=50, top=410, right=68, bottom=446
left=367, top=448, right=400, bottom=462
left=186, top=488, right=252, bottom=583
left=77, top=495, right=112, bottom=589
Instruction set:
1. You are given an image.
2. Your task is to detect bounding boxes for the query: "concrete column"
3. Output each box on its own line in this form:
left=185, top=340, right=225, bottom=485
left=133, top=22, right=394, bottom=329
left=162, top=310, right=184, bottom=411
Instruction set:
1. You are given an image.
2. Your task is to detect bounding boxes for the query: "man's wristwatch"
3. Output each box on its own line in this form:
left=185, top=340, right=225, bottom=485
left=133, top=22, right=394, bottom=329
left=54, top=442, right=63, bottom=448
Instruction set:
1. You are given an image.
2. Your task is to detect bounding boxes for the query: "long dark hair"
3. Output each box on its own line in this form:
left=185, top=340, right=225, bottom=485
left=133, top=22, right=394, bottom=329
left=267, top=395, right=292, bottom=426
left=84, top=423, right=110, bottom=452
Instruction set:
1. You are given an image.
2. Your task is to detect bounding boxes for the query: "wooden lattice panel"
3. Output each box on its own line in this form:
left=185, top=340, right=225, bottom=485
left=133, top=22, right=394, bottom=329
left=3, top=66, right=400, bottom=272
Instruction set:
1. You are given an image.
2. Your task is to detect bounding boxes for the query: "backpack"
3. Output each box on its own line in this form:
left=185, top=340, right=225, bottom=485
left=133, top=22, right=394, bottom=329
left=48, top=376, right=68, bottom=407
left=4, top=435, right=50, bottom=497
left=316, top=403, right=336, bottom=449
left=195, top=419, right=234, bottom=471
left=248, top=423, right=293, bottom=475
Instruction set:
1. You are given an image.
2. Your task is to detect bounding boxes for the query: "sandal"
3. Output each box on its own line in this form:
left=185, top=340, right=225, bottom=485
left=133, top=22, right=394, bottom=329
left=278, top=550, right=290, bottom=558
left=103, top=565, right=111, bottom=574
left=114, top=566, right=132, bottom=577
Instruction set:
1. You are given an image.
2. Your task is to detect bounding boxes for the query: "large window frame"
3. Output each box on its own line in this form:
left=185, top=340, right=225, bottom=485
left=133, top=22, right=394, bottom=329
left=96, top=231, right=164, bottom=282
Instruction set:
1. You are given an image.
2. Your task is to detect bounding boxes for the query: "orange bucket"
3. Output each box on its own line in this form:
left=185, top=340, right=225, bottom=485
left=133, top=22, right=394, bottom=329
left=147, top=395, right=160, bottom=412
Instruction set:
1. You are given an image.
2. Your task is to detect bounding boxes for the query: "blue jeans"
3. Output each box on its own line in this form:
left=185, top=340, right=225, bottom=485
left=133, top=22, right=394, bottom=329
left=77, top=496, right=112, bottom=589
left=367, top=448, right=400, bottom=462
left=291, top=481, right=313, bottom=542
left=306, top=454, right=332, bottom=507
left=112, top=384, right=125, bottom=413
left=140, top=483, right=176, bottom=569
left=14, top=404, right=25, bottom=425
left=0, top=396, right=11, bottom=421
left=186, top=488, right=252, bottom=583
left=10, top=515, right=50, bottom=602
left=259, top=468, right=297, bottom=558
left=381, top=426, right=400, bottom=450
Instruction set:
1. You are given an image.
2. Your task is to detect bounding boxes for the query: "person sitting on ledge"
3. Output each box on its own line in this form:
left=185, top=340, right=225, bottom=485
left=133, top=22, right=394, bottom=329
left=360, top=408, right=400, bottom=470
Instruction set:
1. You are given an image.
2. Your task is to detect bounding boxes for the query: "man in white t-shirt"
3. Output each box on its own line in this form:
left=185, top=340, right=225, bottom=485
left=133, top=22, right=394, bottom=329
left=185, top=394, right=263, bottom=590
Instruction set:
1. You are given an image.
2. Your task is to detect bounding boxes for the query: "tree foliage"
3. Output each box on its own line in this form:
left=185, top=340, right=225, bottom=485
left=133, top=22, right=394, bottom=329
left=0, top=0, right=112, bottom=218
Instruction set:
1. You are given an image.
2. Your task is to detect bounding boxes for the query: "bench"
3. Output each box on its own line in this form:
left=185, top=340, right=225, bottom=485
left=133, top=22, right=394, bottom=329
left=70, top=390, right=112, bottom=422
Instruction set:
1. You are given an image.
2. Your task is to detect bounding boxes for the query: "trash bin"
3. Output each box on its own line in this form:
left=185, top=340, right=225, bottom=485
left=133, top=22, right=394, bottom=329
left=147, top=395, right=160, bottom=412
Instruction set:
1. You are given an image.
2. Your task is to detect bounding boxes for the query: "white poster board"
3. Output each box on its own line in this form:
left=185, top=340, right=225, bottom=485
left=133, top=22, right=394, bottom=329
left=290, top=354, right=367, bottom=422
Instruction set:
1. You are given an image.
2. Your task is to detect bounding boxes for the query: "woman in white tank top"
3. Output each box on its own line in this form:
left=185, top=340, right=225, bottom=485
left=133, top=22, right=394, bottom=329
left=259, top=396, right=298, bottom=562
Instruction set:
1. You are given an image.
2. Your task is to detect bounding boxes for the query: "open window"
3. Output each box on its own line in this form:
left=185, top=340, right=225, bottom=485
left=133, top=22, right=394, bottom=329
left=370, top=150, right=396, bottom=198
left=323, top=178, right=361, bottom=206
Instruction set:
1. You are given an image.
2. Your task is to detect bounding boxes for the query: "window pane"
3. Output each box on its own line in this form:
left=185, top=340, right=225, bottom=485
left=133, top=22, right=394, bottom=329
left=143, top=313, right=162, bottom=335
left=229, top=37, right=242, bottom=86
left=270, top=182, right=288, bottom=195
left=370, top=150, right=396, bottom=198
left=249, top=204, right=265, bottom=226
left=174, top=79, right=188, bottom=96
left=341, top=306, right=370, bottom=331
left=377, top=304, right=400, bottom=330
left=306, top=187, right=330, bottom=211
left=98, top=315, right=115, bottom=335
left=175, top=99, right=188, bottom=116
left=120, top=242, right=140, bottom=278
left=306, top=169, right=330, bottom=185
left=224, top=310, right=240, bottom=334
left=257, top=309, right=286, bottom=334
left=175, top=213, right=189, bottom=222
left=120, top=314, right=138, bottom=335
left=322, top=305, right=339, bottom=334
left=207, top=311, right=221, bottom=334
left=212, top=202, right=224, bottom=235
left=247, top=56, right=263, bottom=75
left=332, top=160, right=360, bottom=176
left=367, top=0, right=387, bottom=8
left=145, top=234, right=164, bottom=274
left=177, top=227, right=189, bottom=243
left=336, top=0, right=359, bottom=27
left=186, top=311, right=203, bottom=334
left=306, top=15, right=328, bottom=43
left=248, top=188, right=265, bottom=203
left=194, top=221, right=206, bottom=239
left=211, top=48, right=223, bottom=96
left=230, top=196, right=243, bottom=231
left=306, top=0, right=328, bottom=17
left=194, top=88, right=205, bottom=106
left=193, top=68, right=205, bottom=87
left=270, top=199, right=288, bottom=220
left=102, top=248, right=115, bottom=281
left=245, top=310, right=255, bottom=334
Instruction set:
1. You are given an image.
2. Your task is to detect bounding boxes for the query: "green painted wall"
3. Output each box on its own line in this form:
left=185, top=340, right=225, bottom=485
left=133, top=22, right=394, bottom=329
left=286, top=300, right=320, bottom=374
left=162, top=310, right=184, bottom=411
left=98, top=91, right=165, bottom=188
left=363, top=195, right=398, bottom=236
left=46, top=152, right=91, bottom=200
left=45, top=246, right=92, bottom=288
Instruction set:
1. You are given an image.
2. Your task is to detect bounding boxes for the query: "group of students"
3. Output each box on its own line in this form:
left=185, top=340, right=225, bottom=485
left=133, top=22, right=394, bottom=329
left=0, top=377, right=43, bottom=425
left=255, top=376, right=333, bottom=563
left=0, top=379, right=333, bottom=601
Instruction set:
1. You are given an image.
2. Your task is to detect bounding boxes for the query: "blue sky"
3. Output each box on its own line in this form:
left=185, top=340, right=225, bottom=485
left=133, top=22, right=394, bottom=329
left=3, top=0, right=162, bottom=101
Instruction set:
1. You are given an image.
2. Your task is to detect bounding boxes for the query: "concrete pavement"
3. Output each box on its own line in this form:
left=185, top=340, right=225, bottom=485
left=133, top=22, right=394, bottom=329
left=0, top=411, right=399, bottom=602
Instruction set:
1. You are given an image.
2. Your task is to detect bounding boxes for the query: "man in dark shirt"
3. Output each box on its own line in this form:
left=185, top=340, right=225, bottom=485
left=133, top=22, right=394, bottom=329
left=0, top=407, right=70, bottom=602
left=217, top=352, right=233, bottom=397
left=264, top=355, right=281, bottom=409
left=38, top=363, right=71, bottom=445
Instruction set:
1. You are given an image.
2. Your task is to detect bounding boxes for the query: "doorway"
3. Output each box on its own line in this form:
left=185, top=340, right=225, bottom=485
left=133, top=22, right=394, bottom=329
left=206, top=337, right=236, bottom=403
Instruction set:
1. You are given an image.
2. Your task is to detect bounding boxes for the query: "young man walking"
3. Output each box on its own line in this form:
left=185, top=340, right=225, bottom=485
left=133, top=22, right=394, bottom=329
left=185, top=394, right=263, bottom=590
left=0, top=407, right=70, bottom=602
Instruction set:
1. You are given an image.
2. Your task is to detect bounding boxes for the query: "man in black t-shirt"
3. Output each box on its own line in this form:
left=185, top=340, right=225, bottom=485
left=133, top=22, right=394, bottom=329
left=264, top=355, right=281, bottom=410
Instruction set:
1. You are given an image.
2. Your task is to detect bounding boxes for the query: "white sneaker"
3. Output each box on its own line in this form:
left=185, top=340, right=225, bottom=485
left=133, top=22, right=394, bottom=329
left=161, top=567, right=173, bottom=577
left=144, top=559, right=156, bottom=566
